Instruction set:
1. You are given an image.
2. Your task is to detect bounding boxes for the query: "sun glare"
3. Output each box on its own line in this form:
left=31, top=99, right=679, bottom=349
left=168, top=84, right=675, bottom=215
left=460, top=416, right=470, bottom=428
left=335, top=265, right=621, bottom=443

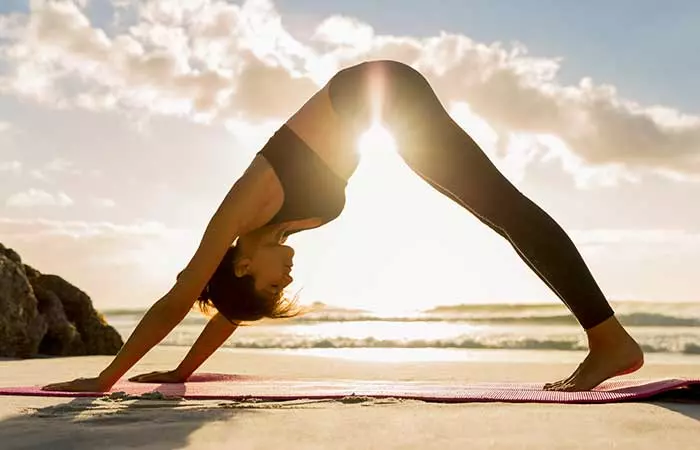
left=357, top=123, right=397, bottom=156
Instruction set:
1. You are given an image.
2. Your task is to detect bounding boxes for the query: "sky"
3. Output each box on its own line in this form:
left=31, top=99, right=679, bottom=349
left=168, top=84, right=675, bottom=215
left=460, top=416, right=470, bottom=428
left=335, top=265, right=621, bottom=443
left=0, top=0, right=699, bottom=313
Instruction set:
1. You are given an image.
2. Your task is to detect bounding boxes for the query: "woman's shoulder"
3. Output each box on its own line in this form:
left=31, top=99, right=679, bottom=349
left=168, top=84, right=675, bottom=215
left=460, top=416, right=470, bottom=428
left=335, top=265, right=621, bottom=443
left=232, top=155, right=284, bottom=233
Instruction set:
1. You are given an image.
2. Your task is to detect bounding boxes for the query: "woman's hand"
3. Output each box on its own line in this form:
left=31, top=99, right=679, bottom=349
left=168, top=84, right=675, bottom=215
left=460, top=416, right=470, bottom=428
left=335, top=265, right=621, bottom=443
left=42, top=376, right=110, bottom=393
left=128, top=370, right=187, bottom=384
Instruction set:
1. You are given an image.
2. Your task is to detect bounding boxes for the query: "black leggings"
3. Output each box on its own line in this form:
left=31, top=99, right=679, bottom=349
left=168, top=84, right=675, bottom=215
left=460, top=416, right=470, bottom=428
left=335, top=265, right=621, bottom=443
left=327, top=60, right=614, bottom=330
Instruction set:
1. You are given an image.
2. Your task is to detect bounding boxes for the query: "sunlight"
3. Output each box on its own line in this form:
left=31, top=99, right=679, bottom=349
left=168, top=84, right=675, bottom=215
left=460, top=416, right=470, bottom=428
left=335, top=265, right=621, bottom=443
left=283, top=103, right=552, bottom=314
left=357, top=123, right=397, bottom=156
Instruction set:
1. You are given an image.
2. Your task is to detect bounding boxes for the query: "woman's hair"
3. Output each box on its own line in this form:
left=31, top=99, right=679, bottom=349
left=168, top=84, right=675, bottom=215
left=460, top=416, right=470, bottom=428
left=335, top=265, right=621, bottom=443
left=178, top=243, right=303, bottom=324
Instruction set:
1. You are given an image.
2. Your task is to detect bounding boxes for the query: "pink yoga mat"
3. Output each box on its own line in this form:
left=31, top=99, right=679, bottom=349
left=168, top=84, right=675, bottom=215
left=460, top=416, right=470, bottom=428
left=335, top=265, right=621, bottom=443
left=1, top=374, right=698, bottom=404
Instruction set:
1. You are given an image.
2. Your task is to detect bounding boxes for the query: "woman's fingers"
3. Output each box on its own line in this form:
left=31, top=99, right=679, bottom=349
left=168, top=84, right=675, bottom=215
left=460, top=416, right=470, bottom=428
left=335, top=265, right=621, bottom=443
left=41, top=377, right=104, bottom=392
left=129, top=371, right=171, bottom=383
left=128, top=370, right=185, bottom=384
left=128, top=371, right=159, bottom=382
left=42, top=380, right=79, bottom=391
left=138, top=375, right=157, bottom=382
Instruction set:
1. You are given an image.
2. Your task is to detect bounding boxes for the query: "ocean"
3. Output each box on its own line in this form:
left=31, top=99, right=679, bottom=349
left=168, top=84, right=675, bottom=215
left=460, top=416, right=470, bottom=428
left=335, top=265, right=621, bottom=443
left=104, top=301, right=700, bottom=363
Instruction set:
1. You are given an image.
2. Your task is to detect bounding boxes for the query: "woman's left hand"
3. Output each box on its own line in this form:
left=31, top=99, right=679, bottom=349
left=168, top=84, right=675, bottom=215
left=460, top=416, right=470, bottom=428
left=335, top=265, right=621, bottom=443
left=42, top=376, right=110, bottom=393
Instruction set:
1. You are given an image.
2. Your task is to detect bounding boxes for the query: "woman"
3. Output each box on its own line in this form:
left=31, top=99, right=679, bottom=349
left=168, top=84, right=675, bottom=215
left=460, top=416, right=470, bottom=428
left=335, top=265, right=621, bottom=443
left=42, top=60, right=643, bottom=393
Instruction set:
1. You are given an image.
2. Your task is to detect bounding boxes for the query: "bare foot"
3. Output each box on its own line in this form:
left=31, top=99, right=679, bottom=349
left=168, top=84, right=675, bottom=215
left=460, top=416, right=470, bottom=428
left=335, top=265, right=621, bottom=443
left=543, top=316, right=644, bottom=392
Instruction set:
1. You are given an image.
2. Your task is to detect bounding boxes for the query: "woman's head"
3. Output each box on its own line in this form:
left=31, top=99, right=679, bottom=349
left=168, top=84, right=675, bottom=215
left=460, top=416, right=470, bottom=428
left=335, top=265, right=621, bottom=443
left=233, top=234, right=295, bottom=298
left=184, top=234, right=301, bottom=324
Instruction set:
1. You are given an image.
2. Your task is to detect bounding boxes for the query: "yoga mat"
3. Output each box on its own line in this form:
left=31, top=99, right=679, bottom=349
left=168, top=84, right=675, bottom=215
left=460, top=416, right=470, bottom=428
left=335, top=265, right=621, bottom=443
left=1, top=374, right=699, bottom=404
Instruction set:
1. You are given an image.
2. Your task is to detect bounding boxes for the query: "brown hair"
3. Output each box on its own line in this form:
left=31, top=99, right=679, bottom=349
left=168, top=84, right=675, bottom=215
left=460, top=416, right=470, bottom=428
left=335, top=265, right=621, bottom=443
left=179, top=243, right=304, bottom=324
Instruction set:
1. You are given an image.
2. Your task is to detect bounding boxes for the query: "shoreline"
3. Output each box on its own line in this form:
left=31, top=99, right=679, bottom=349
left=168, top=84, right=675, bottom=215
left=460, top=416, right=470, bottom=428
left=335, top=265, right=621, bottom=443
left=1, top=347, right=698, bottom=449
left=220, top=347, right=700, bottom=365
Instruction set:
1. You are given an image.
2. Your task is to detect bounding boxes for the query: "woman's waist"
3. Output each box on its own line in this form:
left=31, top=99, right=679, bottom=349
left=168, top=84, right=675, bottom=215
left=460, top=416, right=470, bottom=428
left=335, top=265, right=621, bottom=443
left=266, top=125, right=360, bottom=183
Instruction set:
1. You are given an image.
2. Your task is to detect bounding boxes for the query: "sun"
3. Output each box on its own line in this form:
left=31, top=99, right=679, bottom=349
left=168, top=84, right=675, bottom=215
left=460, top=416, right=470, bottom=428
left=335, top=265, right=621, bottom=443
left=357, top=123, right=397, bottom=156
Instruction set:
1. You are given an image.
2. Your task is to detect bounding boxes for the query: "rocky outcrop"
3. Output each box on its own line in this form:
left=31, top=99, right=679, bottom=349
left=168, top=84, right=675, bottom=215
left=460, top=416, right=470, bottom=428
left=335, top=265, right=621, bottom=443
left=0, top=242, right=123, bottom=358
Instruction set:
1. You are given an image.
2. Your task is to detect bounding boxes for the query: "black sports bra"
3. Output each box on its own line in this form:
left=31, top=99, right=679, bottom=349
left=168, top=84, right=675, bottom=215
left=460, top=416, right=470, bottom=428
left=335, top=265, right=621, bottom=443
left=257, top=125, right=348, bottom=236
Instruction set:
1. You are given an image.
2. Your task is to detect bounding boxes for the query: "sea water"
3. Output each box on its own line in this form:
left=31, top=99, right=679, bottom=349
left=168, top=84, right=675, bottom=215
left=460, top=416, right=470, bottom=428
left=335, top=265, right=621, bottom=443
left=104, top=301, right=700, bottom=364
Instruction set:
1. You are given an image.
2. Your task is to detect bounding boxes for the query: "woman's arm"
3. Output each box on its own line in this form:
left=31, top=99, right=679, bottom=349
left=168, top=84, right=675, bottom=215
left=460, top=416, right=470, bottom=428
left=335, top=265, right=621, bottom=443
left=174, top=312, right=239, bottom=379
left=98, top=167, right=278, bottom=387
left=129, top=312, right=239, bottom=383
left=96, top=223, right=241, bottom=387
left=98, top=176, right=259, bottom=388
left=96, top=294, right=198, bottom=387
left=43, top=159, right=280, bottom=392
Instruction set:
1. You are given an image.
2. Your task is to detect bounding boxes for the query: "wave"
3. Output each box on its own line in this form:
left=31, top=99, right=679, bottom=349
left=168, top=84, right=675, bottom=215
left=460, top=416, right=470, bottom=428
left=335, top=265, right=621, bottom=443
left=424, top=301, right=700, bottom=314
left=278, top=313, right=699, bottom=327
left=103, top=302, right=700, bottom=327
left=157, top=335, right=700, bottom=355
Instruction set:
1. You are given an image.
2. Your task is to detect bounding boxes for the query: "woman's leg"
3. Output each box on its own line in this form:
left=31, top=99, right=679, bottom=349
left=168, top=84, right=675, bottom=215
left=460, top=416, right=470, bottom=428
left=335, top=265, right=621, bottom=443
left=326, top=60, right=643, bottom=391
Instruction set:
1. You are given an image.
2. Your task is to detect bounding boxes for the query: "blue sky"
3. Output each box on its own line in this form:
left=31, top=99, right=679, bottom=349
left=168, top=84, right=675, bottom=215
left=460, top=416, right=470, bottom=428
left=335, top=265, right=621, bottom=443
left=3, top=0, right=697, bottom=110
left=0, top=1, right=698, bottom=310
left=272, top=0, right=700, bottom=113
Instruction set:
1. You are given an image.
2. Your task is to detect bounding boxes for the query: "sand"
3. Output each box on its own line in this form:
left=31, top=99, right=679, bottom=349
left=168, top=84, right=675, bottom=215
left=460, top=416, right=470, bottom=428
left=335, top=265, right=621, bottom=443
left=1, top=347, right=698, bottom=449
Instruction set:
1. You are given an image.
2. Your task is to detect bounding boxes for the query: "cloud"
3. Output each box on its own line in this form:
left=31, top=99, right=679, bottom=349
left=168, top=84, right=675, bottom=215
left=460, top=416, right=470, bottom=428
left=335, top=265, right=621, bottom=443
left=0, top=11, right=26, bottom=41
left=356, top=33, right=700, bottom=184
left=312, top=15, right=374, bottom=49
left=570, top=228, right=700, bottom=247
left=29, top=169, right=48, bottom=181
left=45, top=157, right=77, bottom=172
left=0, top=0, right=698, bottom=186
left=0, top=217, right=188, bottom=241
left=0, top=0, right=316, bottom=121
left=90, top=197, right=116, bottom=208
left=6, top=189, right=74, bottom=207
left=0, top=217, right=199, bottom=308
left=70, top=0, right=90, bottom=9
left=24, top=157, right=82, bottom=183
left=0, top=160, right=22, bottom=174
left=231, top=53, right=319, bottom=119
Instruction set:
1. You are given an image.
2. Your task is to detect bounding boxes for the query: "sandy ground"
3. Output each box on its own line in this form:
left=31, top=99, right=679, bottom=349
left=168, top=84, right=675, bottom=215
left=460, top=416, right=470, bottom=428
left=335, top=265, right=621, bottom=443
left=0, top=347, right=698, bottom=450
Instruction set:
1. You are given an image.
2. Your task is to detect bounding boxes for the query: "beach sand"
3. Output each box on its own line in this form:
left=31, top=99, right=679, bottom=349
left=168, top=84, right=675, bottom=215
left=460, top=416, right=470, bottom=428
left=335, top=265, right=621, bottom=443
left=1, top=347, right=698, bottom=449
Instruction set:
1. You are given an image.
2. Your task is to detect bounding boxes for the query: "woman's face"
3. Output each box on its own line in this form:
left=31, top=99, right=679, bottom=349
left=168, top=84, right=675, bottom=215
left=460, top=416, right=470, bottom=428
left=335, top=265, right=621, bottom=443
left=236, top=242, right=294, bottom=298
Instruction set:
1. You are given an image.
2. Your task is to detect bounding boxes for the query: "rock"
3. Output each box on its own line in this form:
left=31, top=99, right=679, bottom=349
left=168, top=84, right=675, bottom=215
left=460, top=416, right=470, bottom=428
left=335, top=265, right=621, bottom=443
left=33, top=283, right=85, bottom=356
left=0, top=242, right=123, bottom=358
left=33, top=274, right=123, bottom=355
left=0, top=242, right=22, bottom=265
left=23, top=263, right=42, bottom=281
left=0, top=251, right=47, bottom=358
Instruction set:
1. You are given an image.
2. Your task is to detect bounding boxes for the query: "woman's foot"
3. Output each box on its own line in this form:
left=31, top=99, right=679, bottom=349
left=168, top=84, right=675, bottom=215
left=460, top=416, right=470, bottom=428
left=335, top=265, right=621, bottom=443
left=543, top=315, right=644, bottom=392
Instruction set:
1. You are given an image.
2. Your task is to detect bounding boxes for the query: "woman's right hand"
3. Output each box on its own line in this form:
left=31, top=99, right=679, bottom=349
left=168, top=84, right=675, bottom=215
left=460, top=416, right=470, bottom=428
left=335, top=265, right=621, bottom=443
left=42, top=376, right=111, bottom=392
left=128, top=370, right=187, bottom=383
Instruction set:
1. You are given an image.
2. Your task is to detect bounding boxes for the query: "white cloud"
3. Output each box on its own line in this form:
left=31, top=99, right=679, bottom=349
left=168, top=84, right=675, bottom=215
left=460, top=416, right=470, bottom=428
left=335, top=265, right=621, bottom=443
left=0, top=160, right=22, bottom=174
left=312, top=15, right=374, bottom=49
left=27, top=158, right=82, bottom=182
left=45, top=157, right=80, bottom=174
left=6, top=188, right=74, bottom=207
left=90, top=197, right=116, bottom=208
left=0, top=0, right=316, bottom=121
left=0, top=217, right=185, bottom=240
left=66, top=0, right=90, bottom=9
left=30, top=169, right=48, bottom=181
left=0, top=217, right=199, bottom=308
left=0, top=12, right=26, bottom=40
left=570, top=228, right=700, bottom=246
left=0, top=0, right=698, bottom=186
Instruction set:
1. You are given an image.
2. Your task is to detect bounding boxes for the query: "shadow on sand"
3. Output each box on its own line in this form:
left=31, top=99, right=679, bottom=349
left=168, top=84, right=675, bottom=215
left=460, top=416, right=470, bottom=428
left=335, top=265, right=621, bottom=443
left=0, top=386, right=252, bottom=450
left=650, top=383, right=700, bottom=421
left=0, top=380, right=697, bottom=449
